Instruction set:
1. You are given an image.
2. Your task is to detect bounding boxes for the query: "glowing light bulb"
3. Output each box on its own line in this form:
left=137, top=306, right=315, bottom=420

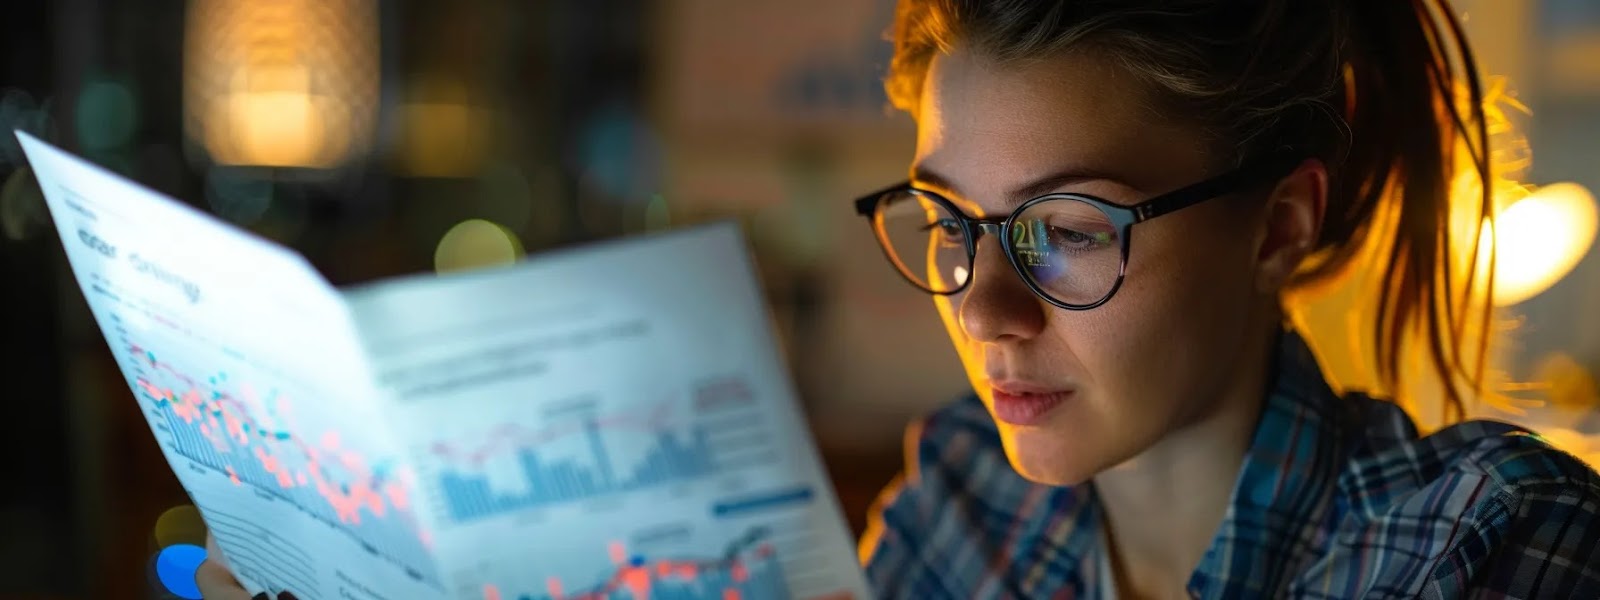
left=1482, top=182, right=1598, bottom=306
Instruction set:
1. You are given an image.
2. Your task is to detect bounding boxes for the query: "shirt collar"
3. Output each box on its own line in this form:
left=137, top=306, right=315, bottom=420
left=1185, top=327, right=1350, bottom=597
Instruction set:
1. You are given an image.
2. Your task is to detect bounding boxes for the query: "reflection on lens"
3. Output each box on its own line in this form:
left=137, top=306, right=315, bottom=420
left=1012, top=198, right=1120, bottom=306
left=874, top=190, right=970, bottom=293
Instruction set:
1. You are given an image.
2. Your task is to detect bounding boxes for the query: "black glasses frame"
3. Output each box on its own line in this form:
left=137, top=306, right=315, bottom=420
left=853, top=154, right=1303, bottom=310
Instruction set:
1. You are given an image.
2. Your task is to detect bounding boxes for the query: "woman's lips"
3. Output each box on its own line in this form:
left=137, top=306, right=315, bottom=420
left=990, top=386, right=1073, bottom=426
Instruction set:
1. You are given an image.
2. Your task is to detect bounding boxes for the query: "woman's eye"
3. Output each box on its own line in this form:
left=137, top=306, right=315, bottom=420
left=922, top=220, right=964, bottom=244
left=1050, top=227, right=1112, bottom=251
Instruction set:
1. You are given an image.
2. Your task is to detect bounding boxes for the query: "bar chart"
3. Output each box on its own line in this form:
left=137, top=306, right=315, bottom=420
left=425, top=377, right=777, bottom=526
left=434, top=420, right=719, bottom=523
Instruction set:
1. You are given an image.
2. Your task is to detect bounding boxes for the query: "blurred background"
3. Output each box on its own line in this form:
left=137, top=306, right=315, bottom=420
left=0, top=0, right=1596, bottom=597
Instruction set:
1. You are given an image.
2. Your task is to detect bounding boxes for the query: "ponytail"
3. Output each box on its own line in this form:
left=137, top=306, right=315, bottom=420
left=1292, top=0, right=1494, bottom=423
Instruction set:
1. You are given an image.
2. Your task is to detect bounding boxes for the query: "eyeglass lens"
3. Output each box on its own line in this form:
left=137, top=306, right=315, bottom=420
left=872, top=190, right=1123, bottom=306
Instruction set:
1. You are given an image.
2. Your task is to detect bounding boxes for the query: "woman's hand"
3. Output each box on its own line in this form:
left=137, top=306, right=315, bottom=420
left=195, top=533, right=298, bottom=600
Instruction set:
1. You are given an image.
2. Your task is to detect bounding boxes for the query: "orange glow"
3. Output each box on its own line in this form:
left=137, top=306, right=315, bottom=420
left=1284, top=75, right=1594, bottom=431
left=395, top=77, right=494, bottom=177
left=1477, top=182, right=1598, bottom=306
left=396, top=102, right=492, bottom=176
left=185, top=0, right=378, bottom=168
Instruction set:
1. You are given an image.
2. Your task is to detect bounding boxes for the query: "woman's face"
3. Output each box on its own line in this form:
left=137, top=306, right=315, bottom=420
left=915, top=47, right=1284, bottom=485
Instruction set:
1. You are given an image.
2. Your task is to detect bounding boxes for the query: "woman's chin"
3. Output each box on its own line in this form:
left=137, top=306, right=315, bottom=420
left=996, top=426, right=1100, bottom=487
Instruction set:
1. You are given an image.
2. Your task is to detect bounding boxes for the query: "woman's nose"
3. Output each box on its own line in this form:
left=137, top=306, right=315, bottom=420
left=957, top=235, right=1047, bottom=343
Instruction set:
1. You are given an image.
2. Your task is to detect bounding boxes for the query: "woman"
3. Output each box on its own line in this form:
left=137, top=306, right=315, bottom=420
left=201, top=0, right=1600, bottom=598
left=856, top=0, right=1600, bottom=598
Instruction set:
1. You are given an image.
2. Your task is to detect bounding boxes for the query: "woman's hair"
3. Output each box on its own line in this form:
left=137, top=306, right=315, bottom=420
left=885, top=0, right=1495, bottom=422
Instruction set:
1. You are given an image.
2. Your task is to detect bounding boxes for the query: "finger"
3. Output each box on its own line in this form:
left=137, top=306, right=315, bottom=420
left=194, top=559, right=253, bottom=600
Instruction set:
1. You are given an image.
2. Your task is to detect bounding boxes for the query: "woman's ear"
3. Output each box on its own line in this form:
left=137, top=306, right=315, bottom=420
left=1255, top=159, right=1328, bottom=292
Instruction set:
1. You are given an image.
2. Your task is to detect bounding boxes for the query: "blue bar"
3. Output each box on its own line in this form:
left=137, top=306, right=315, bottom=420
left=444, top=477, right=459, bottom=519
left=523, top=450, right=545, bottom=503
left=446, top=476, right=467, bottom=520
left=586, top=420, right=614, bottom=488
left=556, top=464, right=573, bottom=502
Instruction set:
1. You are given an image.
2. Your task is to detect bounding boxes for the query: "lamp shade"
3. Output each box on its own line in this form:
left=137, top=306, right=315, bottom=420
left=183, top=0, right=379, bottom=168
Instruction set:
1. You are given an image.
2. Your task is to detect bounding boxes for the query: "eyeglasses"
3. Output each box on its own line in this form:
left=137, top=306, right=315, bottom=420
left=853, top=154, right=1302, bottom=310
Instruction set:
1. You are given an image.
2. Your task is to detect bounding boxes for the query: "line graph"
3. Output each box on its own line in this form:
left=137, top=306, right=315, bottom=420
left=120, top=310, right=442, bottom=587
left=422, top=380, right=776, bottom=525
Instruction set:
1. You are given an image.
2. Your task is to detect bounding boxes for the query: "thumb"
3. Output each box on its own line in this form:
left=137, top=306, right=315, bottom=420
left=196, top=532, right=254, bottom=600
left=204, top=532, right=230, bottom=571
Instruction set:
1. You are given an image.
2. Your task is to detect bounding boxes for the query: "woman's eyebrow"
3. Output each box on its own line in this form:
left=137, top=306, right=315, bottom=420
left=911, top=164, right=1136, bottom=209
left=1004, top=169, right=1133, bottom=207
left=908, top=165, right=962, bottom=198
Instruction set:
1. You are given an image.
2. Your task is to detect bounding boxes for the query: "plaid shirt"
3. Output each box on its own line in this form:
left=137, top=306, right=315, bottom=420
left=860, top=331, right=1600, bottom=598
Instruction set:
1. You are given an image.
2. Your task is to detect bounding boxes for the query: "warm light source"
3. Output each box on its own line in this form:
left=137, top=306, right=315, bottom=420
left=184, top=0, right=378, bottom=168
left=1480, top=182, right=1598, bottom=306
left=395, top=77, right=493, bottom=178
left=434, top=219, right=524, bottom=273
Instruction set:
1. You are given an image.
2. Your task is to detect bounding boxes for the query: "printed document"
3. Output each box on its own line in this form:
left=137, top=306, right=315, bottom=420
left=19, top=131, right=870, bottom=600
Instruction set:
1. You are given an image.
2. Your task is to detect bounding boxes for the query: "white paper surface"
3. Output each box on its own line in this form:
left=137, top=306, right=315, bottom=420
left=343, top=224, right=869, bottom=600
left=20, top=132, right=445, bottom=599
left=20, top=131, right=869, bottom=600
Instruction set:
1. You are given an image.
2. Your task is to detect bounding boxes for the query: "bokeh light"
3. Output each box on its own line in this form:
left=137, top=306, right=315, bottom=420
left=434, top=219, right=524, bottom=273
left=153, top=504, right=206, bottom=548
left=395, top=76, right=492, bottom=178
left=1480, top=181, right=1598, bottom=306
left=577, top=101, right=663, bottom=202
left=75, top=79, right=138, bottom=150
left=184, top=0, right=379, bottom=168
left=154, top=543, right=207, bottom=600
